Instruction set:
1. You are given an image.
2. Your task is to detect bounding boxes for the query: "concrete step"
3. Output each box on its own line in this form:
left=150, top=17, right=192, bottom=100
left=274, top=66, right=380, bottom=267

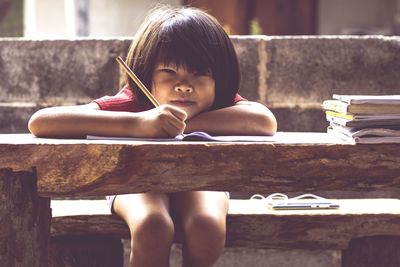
left=1, top=36, right=399, bottom=105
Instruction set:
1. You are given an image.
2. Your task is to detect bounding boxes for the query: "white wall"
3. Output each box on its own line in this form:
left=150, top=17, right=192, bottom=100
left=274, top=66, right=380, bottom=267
left=24, top=0, right=68, bottom=37
left=89, top=0, right=181, bottom=37
left=23, top=0, right=400, bottom=38
left=318, top=0, right=398, bottom=35
left=23, top=0, right=181, bottom=38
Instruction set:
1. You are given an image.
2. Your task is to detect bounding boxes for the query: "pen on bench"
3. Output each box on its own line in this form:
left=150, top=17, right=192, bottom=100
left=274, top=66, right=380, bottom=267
left=116, top=56, right=160, bottom=107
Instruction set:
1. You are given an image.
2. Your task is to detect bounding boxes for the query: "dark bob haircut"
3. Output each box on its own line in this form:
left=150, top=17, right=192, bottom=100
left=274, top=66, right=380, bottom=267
left=124, top=6, right=241, bottom=109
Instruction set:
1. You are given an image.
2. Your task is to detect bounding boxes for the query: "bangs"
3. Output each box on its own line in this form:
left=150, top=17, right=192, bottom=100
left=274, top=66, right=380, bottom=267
left=154, top=13, right=219, bottom=75
left=156, top=41, right=212, bottom=74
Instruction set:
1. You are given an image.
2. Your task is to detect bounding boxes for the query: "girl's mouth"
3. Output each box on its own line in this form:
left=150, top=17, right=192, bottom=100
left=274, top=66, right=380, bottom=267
left=170, top=100, right=195, bottom=107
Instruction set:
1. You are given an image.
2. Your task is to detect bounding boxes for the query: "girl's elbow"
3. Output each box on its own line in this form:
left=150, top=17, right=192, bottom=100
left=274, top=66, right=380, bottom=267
left=268, top=115, right=278, bottom=135
left=260, top=113, right=277, bottom=135
left=247, top=102, right=277, bottom=135
left=28, top=113, right=41, bottom=136
left=28, top=110, right=49, bottom=137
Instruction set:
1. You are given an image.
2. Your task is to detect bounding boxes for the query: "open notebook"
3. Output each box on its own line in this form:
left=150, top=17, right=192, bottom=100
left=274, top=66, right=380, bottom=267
left=87, top=131, right=278, bottom=142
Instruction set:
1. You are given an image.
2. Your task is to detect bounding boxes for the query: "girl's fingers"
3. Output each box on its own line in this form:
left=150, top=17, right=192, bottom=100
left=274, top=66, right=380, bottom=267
left=162, top=121, right=182, bottom=137
left=159, top=109, right=186, bottom=136
left=165, top=118, right=186, bottom=135
left=166, top=105, right=187, bottom=121
left=142, top=105, right=187, bottom=137
left=150, top=105, right=185, bottom=136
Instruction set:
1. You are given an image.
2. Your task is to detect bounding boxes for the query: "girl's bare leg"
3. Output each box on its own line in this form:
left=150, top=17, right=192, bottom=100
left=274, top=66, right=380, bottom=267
left=172, top=191, right=229, bottom=267
left=113, top=193, right=174, bottom=267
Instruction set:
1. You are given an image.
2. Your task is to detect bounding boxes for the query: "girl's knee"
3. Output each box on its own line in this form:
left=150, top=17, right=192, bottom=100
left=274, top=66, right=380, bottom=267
left=182, top=212, right=226, bottom=266
left=184, top=212, right=226, bottom=249
left=130, top=211, right=175, bottom=248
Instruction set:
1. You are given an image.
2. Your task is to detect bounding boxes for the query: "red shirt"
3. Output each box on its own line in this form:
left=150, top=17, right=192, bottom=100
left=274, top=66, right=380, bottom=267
left=94, top=84, right=245, bottom=112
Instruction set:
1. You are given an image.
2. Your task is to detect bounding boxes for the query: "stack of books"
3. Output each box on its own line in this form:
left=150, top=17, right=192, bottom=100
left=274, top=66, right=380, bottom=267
left=322, top=94, right=400, bottom=144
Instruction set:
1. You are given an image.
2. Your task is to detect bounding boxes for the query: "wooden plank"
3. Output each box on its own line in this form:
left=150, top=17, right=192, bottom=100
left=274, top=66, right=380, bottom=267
left=1, top=133, right=400, bottom=197
left=0, top=168, right=50, bottom=266
left=51, top=199, right=400, bottom=250
left=184, top=0, right=248, bottom=34
left=252, top=0, right=317, bottom=35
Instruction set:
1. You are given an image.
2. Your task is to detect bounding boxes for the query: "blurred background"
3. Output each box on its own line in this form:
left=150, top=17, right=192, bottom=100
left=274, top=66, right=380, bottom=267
left=1, top=0, right=400, bottom=38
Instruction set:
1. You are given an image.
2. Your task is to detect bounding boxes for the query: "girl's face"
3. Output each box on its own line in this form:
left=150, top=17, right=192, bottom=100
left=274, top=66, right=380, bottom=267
left=151, top=63, right=215, bottom=119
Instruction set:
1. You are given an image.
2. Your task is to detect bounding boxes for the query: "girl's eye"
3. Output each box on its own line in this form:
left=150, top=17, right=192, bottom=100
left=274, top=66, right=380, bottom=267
left=160, top=69, right=176, bottom=75
left=193, top=71, right=211, bottom=77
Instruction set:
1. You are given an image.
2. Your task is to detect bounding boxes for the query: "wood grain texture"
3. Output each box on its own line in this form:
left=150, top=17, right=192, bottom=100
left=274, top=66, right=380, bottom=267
left=0, top=168, right=50, bottom=266
left=1, top=133, right=399, bottom=197
left=51, top=199, right=400, bottom=250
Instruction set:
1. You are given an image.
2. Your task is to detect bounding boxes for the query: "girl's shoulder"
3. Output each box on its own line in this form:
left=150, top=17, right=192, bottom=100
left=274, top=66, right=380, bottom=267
left=92, top=85, right=148, bottom=112
left=234, top=94, right=247, bottom=104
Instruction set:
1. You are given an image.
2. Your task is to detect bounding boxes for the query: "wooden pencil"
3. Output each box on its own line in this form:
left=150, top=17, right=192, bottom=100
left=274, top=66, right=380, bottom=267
left=116, top=56, right=160, bottom=107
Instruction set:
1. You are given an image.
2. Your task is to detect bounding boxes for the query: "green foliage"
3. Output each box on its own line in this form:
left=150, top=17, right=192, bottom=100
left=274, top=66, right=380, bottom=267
left=249, top=18, right=263, bottom=35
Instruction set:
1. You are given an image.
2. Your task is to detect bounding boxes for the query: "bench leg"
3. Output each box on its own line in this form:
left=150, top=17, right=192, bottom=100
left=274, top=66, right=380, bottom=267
left=0, top=168, right=50, bottom=266
left=342, top=235, right=400, bottom=267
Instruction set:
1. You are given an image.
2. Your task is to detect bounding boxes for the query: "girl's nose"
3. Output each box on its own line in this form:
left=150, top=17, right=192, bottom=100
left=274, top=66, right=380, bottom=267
left=174, top=85, right=193, bottom=93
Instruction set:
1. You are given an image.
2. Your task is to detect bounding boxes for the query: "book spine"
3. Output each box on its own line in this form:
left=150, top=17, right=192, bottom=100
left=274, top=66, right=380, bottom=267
left=325, top=110, right=354, bottom=120
left=327, top=127, right=355, bottom=143
left=322, top=100, right=349, bottom=114
left=326, top=114, right=349, bottom=126
left=332, top=94, right=350, bottom=103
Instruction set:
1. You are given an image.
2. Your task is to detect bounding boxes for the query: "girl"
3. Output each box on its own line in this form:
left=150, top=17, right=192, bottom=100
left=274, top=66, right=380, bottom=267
left=29, top=6, right=277, bottom=267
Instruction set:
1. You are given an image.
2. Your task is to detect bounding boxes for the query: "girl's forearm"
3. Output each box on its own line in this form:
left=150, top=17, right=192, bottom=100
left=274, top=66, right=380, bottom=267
left=185, top=102, right=277, bottom=135
left=28, top=106, right=141, bottom=138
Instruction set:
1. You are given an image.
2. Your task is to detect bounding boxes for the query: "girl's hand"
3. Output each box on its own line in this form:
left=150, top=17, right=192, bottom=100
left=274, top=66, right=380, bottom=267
left=138, top=105, right=187, bottom=137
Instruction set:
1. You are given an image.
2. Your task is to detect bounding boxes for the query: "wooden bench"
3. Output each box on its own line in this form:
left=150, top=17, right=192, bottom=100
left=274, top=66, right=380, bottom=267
left=51, top=198, right=400, bottom=250
left=1, top=132, right=400, bottom=266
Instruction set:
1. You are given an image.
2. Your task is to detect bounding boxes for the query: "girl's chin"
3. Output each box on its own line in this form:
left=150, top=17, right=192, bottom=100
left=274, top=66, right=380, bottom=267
left=183, top=111, right=196, bottom=120
left=171, top=106, right=196, bottom=118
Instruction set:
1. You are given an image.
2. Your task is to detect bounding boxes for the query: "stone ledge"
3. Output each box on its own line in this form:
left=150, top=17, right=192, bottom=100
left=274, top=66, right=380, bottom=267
left=261, top=36, right=400, bottom=106
left=271, top=106, right=327, bottom=132
left=1, top=36, right=399, bottom=105
left=0, top=105, right=38, bottom=133
left=1, top=36, right=400, bottom=133
left=0, top=38, right=130, bottom=104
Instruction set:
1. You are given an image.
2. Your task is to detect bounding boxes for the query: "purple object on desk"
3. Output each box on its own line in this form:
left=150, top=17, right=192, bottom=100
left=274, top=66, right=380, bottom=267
left=182, top=131, right=217, bottom=141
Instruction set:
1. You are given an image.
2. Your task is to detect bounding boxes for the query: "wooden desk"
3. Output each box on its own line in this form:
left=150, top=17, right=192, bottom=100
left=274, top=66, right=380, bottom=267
left=1, top=133, right=400, bottom=266
left=1, top=133, right=399, bottom=197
